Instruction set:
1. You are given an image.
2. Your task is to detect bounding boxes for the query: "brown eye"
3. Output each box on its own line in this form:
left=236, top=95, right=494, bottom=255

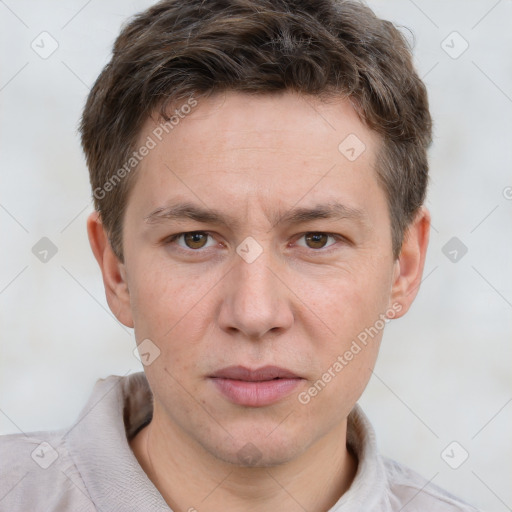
left=183, top=232, right=209, bottom=249
left=304, top=232, right=330, bottom=249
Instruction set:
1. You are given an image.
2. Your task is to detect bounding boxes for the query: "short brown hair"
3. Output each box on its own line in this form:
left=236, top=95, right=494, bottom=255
left=80, top=0, right=432, bottom=261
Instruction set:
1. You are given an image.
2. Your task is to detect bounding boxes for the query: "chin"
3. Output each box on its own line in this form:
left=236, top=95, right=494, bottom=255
left=204, top=425, right=309, bottom=468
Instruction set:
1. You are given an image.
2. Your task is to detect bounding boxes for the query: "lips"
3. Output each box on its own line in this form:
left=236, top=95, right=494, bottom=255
left=210, top=365, right=300, bottom=381
left=209, top=365, right=303, bottom=407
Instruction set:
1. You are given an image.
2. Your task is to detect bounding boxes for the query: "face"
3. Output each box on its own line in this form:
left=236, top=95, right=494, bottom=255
left=93, top=91, right=426, bottom=466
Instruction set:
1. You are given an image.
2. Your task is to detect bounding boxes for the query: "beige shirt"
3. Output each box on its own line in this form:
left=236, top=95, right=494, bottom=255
left=0, top=372, right=478, bottom=511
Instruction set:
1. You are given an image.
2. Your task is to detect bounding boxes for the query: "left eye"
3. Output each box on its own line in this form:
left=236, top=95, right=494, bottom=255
left=296, top=232, right=338, bottom=250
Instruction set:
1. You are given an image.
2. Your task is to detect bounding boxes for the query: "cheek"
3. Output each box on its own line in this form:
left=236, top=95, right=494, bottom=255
left=129, top=257, right=214, bottom=335
left=128, top=261, right=224, bottom=382
left=296, top=272, right=388, bottom=416
left=293, top=261, right=392, bottom=407
left=298, top=261, right=393, bottom=340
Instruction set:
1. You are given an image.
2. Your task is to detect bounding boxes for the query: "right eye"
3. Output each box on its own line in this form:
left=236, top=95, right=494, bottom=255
left=165, top=231, right=217, bottom=251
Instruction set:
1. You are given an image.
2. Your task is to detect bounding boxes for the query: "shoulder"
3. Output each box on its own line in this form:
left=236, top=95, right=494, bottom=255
left=383, top=457, right=480, bottom=512
left=0, top=430, right=95, bottom=511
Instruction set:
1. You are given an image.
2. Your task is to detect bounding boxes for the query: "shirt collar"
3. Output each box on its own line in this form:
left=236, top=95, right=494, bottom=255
left=66, top=372, right=169, bottom=511
left=330, top=402, right=392, bottom=511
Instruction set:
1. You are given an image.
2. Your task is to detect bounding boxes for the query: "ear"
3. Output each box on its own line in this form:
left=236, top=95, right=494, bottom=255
left=87, top=211, right=134, bottom=328
left=389, top=207, right=430, bottom=318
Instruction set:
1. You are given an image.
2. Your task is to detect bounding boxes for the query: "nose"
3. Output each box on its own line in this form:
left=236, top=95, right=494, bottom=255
left=217, top=248, right=294, bottom=341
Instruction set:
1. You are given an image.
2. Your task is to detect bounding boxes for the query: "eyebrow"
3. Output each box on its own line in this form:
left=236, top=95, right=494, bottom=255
left=144, top=201, right=368, bottom=229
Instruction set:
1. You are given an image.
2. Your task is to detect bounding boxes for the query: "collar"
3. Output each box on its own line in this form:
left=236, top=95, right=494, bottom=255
left=65, top=373, right=169, bottom=511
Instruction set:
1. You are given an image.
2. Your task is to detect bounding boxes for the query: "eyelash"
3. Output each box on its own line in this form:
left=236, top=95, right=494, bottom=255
left=164, top=231, right=347, bottom=254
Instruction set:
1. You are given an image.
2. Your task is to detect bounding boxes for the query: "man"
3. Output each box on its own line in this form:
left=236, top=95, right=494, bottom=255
left=0, top=0, right=478, bottom=510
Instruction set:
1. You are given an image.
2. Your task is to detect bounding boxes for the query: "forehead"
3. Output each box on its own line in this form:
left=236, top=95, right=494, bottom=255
left=145, top=91, right=378, bottom=155
left=129, top=91, right=384, bottom=224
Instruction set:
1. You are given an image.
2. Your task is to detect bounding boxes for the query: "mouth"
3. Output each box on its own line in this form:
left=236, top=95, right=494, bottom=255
left=209, top=365, right=303, bottom=407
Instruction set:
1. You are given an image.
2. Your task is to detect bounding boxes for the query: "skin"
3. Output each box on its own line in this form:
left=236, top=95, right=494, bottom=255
left=88, top=91, right=430, bottom=512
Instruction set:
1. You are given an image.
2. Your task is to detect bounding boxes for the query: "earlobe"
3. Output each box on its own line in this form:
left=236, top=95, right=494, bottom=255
left=389, top=207, right=431, bottom=318
left=86, top=211, right=134, bottom=328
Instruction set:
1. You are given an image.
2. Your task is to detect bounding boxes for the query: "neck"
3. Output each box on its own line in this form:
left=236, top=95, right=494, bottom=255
left=130, top=407, right=357, bottom=512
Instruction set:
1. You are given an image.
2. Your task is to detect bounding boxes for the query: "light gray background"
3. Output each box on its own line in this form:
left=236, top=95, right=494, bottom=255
left=1, top=1, right=511, bottom=510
